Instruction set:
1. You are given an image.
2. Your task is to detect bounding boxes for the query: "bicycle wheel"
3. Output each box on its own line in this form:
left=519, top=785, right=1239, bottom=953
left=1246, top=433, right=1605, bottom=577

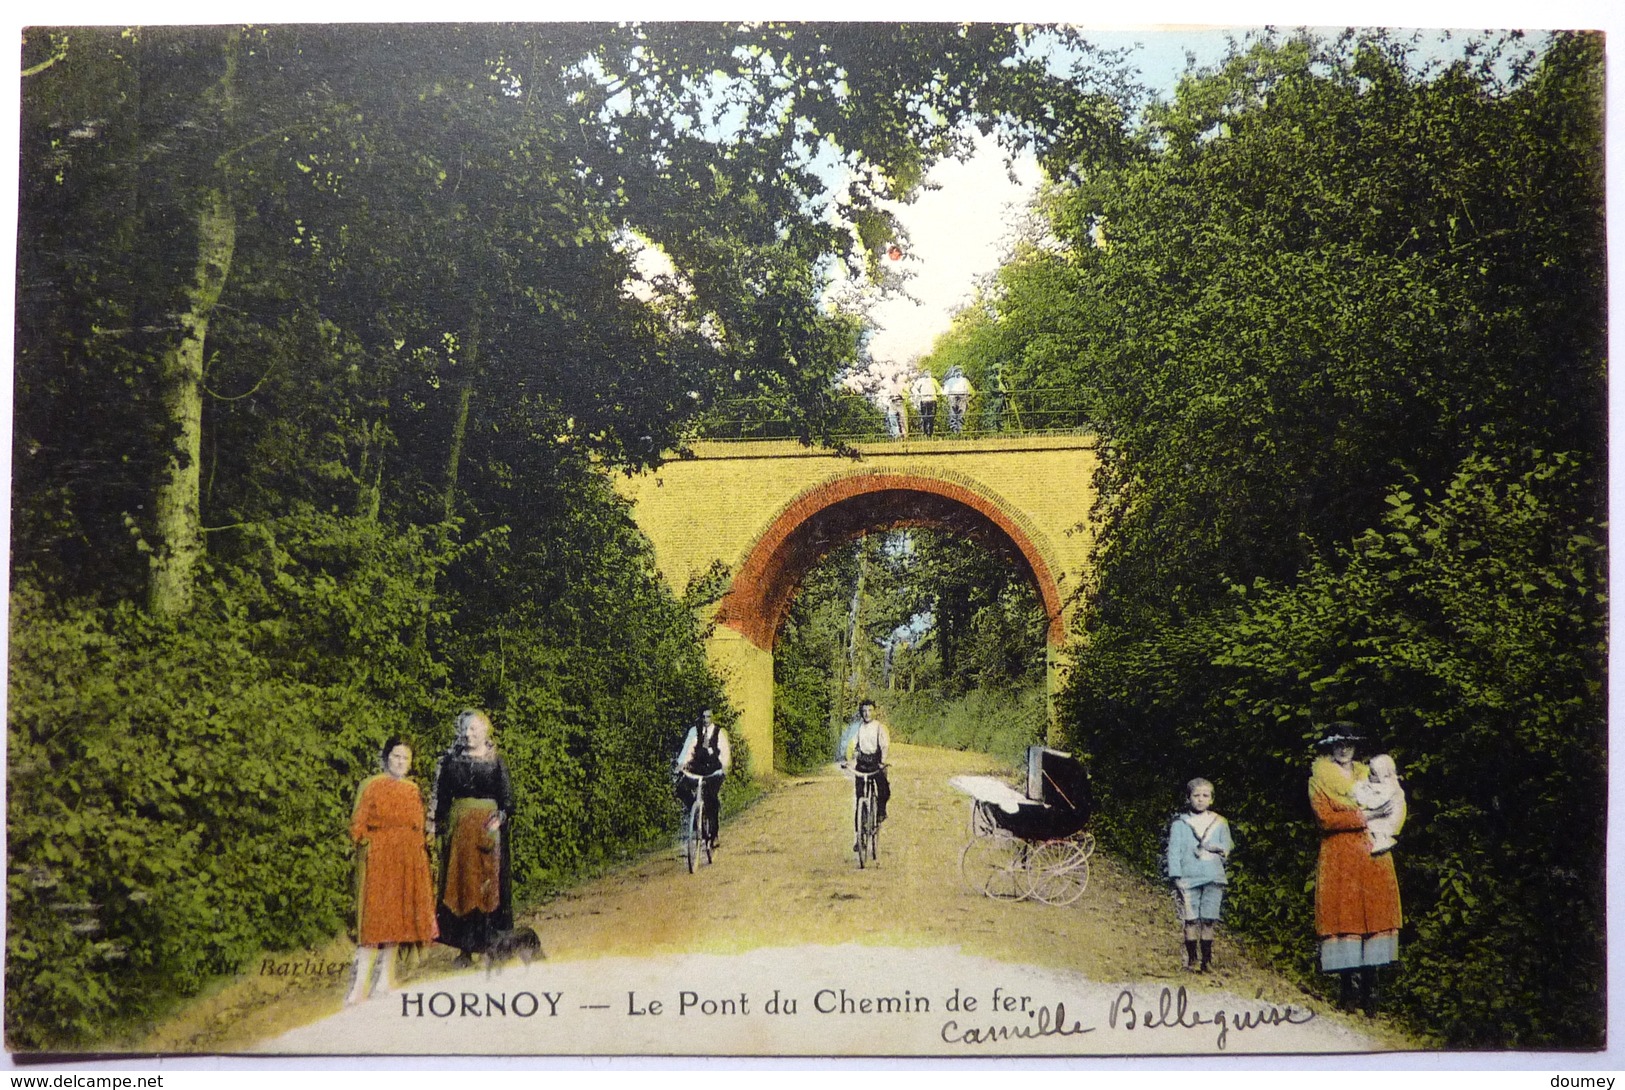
left=1026, top=841, right=1089, bottom=906
left=865, top=786, right=880, bottom=866
left=686, top=800, right=701, bottom=874
left=855, top=795, right=871, bottom=868
left=703, top=801, right=715, bottom=865
left=960, top=834, right=1026, bottom=900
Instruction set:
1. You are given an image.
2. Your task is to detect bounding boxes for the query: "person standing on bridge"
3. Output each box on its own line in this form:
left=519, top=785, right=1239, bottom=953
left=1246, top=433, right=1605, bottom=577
left=943, top=367, right=975, bottom=434
left=430, top=708, right=515, bottom=968
left=885, top=377, right=908, bottom=439
left=674, top=708, right=731, bottom=848
left=910, top=370, right=943, bottom=437
left=837, top=699, right=892, bottom=847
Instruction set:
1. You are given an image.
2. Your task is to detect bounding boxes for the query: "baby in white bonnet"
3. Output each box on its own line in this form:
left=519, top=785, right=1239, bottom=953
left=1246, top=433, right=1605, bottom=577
left=1351, top=753, right=1406, bottom=855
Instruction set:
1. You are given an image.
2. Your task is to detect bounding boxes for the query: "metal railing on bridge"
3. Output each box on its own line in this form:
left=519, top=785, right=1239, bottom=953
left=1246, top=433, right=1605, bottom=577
left=692, top=386, right=1097, bottom=443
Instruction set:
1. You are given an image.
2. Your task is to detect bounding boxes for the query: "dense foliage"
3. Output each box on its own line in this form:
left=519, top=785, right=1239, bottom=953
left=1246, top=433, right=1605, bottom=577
left=885, top=686, right=1049, bottom=769
left=6, top=494, right=733, bottom=1047
left=9, top=23, right=1122, bottom=1047
left=774, top=532, right=1049, bottom=772
left=1000, top=32, right=1605, bottom=1046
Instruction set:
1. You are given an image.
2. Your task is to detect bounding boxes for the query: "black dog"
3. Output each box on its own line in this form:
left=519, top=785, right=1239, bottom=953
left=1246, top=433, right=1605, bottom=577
left=485, top=927, right=544, bottom=974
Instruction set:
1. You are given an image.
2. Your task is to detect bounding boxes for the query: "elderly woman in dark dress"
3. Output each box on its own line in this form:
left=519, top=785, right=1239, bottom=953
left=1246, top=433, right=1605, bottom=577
left=430, top=708, right=514, bottom=967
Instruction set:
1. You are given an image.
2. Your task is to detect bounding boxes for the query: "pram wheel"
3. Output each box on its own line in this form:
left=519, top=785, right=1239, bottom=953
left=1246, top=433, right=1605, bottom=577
left=1026, top=840, right=1089, bottom=905
left=961, top=834, right=1027, bottom=900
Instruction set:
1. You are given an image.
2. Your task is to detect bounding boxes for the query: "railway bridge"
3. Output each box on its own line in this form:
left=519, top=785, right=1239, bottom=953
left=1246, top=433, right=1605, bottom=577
left=614, top=433, right=1099, bottom=777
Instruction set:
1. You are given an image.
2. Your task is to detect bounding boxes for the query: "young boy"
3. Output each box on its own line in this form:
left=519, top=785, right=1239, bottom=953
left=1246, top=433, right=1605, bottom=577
left=1166, top=777, right=1234, bottom=972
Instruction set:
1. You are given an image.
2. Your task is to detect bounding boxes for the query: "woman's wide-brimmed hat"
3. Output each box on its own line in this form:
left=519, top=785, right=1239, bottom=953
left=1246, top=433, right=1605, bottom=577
left=1314, top=721, right=1364, bottom=748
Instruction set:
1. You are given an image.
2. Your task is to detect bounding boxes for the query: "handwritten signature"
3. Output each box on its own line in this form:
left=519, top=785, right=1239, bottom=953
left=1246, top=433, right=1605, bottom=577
left=1108, top=986, right=1316, bottom=1050
left=941, top=1000, right=1094, bottom=1045
left=940, top=988, right=1315, bottom=1051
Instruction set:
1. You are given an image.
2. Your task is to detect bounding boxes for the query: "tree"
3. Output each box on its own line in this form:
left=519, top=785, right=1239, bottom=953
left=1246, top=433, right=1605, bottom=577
left=19, top=23, right=1137, bottom=612
left=1015, top=29, right=1605, bottom=1046
left=1028, top=31, right=1604, bottom=632
left=10, top=23, right=1141, bottom=1046
left=17, top=27, right=380, bottom=608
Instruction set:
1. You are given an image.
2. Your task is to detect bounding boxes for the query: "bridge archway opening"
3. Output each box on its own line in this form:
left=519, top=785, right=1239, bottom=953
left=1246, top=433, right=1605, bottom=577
left=698, top=473, right=1069, bottom=775
left=713, top=475, right=1066, bottom=654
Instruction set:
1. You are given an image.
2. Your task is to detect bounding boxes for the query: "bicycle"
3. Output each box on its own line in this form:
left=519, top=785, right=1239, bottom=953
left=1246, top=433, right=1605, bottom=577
left=679, top=769, right=722, bottom=874
left=846, top=763, right=888, bottom=869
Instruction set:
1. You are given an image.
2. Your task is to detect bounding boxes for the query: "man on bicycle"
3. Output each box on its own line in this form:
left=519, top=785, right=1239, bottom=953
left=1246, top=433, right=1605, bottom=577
left=837, top=699, right=891, bottom=847
left=674, top=708, right=730, bottom=847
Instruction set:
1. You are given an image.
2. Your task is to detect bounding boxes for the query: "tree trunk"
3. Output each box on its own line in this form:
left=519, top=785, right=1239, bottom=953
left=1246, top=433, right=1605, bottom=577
left=360, top=450, right=384, bottom=522
left=936, top=591, right=958, bottom=685
left=844, top=554, right=865, bottom=688
left=355, top=420, right=385, bottom=522
left=443, top=377, right=473, bottom=523
left=148, top=187, right=236, bottom=618
left=147, top=31, right=240, bottom=619
left=442, top=316, right=481, bottom=522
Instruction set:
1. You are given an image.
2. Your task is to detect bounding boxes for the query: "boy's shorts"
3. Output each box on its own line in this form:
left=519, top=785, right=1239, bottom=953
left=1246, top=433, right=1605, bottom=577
left=1176, top=881, right=1224, bottom=922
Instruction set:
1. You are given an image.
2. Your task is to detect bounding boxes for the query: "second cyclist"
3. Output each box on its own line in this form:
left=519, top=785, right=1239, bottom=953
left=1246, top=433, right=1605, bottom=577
left=837, top=699, right=892, bottom=850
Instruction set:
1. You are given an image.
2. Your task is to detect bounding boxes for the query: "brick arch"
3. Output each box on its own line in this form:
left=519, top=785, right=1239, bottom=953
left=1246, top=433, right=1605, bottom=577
left=713, top=473, right=1067, bottom=651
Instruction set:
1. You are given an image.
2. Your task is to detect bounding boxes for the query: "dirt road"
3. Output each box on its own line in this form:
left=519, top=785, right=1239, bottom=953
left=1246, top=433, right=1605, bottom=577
left=142, top=744, right=1410, bottom=1055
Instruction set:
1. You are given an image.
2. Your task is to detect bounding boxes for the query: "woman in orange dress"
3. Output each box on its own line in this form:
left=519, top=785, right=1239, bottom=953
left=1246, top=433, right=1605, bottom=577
left=347, top=737, right=438, bottom=1004
left=1309, top=722, right=1402, bottom=1015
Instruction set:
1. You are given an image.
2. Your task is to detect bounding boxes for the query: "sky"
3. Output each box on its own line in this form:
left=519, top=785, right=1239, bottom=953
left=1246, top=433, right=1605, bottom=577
left=863, top=28, right=1245, bottom=370
left=861, top=135, right=1043, bottom=369
left=857, top=22, right=1590, bottom=373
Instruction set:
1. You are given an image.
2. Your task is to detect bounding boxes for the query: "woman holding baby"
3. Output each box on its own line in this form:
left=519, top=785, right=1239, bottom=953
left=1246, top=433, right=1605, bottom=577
left=1308, top=722, right=1406, bottom=1016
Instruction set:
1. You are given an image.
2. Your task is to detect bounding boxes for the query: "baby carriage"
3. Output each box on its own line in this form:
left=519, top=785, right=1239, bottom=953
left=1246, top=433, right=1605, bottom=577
left=949, top=746, right=1096, bottom=906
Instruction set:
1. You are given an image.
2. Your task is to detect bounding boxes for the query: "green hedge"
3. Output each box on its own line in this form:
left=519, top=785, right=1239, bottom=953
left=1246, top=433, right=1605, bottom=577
left=7, top=588, right=364, bottom=1046
left=883, top=685, right=1048, bottom=768
left=1064, top=450, right=1606, bottom=1047
left=7, top=500, right=731, bottom=1049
